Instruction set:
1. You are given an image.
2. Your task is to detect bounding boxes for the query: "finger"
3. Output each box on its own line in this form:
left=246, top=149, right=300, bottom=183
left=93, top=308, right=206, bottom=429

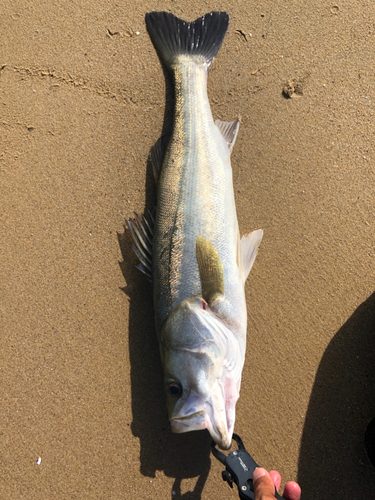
left=253, top=468, right=277, bottom=500
left=283, top=481, right=302, bottom=500
left=269, top=470, right=281, bottom=491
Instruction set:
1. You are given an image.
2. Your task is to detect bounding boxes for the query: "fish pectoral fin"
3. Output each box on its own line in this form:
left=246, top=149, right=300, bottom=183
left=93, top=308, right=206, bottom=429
left=215, top=118, right=240, bottom=153
left=196, top=236, right=225, bottom=304
left=240, top=229, right=263, bottom=283
left=151, top=134, right=169, bottom=182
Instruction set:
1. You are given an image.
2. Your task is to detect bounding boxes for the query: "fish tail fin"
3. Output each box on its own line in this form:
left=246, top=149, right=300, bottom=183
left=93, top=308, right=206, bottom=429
left=145, top=11, right=229, bottom=69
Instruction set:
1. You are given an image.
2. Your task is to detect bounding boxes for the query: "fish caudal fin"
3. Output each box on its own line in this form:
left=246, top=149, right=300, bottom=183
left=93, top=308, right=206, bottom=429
left=145, top=11, right=229, bottom=68
left=240, top=229, right=263, bottom=283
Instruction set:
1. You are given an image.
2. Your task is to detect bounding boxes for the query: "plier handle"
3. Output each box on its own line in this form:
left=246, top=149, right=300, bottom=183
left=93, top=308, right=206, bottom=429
left=210, top=434, right=285, bottom=500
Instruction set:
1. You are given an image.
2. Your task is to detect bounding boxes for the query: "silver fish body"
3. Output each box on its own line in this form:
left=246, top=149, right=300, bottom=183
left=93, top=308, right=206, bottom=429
left=154, top=57, right=246, bottom=340
left=137, top=12, right=263, bottom=449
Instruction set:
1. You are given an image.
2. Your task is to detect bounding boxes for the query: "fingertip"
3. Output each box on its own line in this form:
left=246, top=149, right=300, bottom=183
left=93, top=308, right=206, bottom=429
left=253, top=468, right=276, bottom=498
left=252, top=467, right=268, bottom=482
left=269, top=470, right=281, bottom=491
left=283, top=481, right=302, bottom=500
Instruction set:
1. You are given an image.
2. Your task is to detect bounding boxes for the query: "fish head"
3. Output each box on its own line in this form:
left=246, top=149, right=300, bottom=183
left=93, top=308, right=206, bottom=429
left=161, top=297, right=243, bottom=449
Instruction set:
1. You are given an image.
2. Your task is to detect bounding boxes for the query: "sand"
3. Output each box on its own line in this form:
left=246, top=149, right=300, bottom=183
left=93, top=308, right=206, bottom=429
left=2, top=1, right=375, bottom=498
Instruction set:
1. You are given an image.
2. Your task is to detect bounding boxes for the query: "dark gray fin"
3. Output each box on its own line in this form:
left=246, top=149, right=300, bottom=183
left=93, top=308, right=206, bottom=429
left=126, top=210, right=154, bottom=281
left=151, top=134, right=168, bottom=181
left=215, top=118, right=240, bottom=153
left=145, top=11, right=229, bottom=68
left=196, top=235, right=224, bottom=304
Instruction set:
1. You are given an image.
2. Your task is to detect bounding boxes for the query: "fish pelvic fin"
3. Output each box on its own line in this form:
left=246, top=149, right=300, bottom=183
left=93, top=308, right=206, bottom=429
left=145, top=11, right=229, bottom=69
left=215, top=118, right=240, bottom=154
left=240, top=229, right=263, bottom=283
left=125, top=210, right=154, bottom=281
left=196, top=236, right=224, bottom=304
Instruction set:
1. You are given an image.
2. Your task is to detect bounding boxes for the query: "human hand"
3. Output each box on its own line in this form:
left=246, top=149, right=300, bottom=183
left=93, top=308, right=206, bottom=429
left=253, top=467, right=301, bottom=500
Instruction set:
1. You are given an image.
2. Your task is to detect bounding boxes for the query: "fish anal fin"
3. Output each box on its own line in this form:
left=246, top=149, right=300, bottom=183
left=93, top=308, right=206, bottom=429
left=196, top=236, right=224, bottom=304
left=215, top=118, right=240, bottom=153
left=240, top=229, right=263, bottom=283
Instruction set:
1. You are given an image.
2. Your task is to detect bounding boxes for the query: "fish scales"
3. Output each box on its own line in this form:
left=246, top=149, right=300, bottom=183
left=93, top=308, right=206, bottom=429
left=154, top=59, right=241, bottom=332
left=127, top=11, right=263, bottom=449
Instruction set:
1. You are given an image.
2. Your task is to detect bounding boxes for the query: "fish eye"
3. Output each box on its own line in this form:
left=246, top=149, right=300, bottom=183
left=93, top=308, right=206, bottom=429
left=168, top=382, right=182, bottom=396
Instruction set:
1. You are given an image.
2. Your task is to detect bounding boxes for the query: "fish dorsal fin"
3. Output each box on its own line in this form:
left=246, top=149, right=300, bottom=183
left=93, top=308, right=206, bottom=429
left=240, top=229, right=263, bottom=283
left=126, top=210, right=155, bottom=281
left=196, top=236, right=225, bottom=304
left=150, top=134, right=168, bottom=181
left=215, top=118, right=240, bottom=153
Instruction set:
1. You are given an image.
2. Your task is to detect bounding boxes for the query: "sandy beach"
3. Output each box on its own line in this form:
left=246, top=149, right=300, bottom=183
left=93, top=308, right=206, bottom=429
left=2, top=1, right=375, bottom=498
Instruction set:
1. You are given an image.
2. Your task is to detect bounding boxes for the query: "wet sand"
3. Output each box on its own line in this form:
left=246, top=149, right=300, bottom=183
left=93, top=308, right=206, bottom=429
left=2, top=1, right=375, bottom=498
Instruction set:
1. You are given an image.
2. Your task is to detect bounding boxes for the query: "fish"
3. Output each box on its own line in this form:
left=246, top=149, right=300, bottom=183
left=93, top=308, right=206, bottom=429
left=127, top=11, right=263, bottom=450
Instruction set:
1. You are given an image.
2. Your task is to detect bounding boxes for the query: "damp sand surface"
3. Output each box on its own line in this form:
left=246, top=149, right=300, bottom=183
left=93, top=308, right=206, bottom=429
left=2, top=2, right=375, bottom=498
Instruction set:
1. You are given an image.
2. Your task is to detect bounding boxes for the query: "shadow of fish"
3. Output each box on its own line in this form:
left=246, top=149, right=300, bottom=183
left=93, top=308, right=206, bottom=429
left=127, top=11, right=263, bottom=450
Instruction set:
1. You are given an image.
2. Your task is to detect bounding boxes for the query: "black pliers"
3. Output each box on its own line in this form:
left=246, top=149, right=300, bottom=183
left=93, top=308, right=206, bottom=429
left=211, top=433, right=286, bottom=499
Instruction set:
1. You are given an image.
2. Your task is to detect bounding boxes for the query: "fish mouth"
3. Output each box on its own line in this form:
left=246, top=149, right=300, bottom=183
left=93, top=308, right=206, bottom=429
left=170, top=405, right=233, bottom=449
left=170, top=395, right=234, bottom=450
left=170, top=411, right=206, bottom=432
left=204, top=378, right=236, bottom=450
left=171, top=410, right=205, bottom=421
left=204, top=403, right=233, bottom=450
